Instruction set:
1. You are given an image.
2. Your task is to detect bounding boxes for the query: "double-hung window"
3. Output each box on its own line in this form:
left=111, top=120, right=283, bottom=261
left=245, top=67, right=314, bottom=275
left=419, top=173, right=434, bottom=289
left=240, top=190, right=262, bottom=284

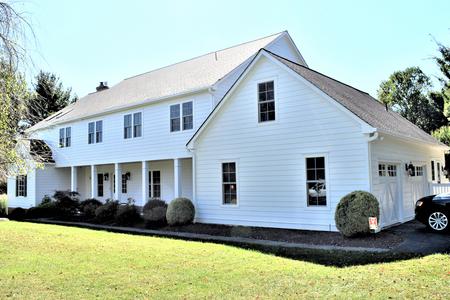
left=16, top=175, right=27, bottom=197
left=170, top=101, right=193, bottom=132
left=133, top=112, right=142, bottom=138
left=96, top=121, right=103, bottom=143
left=148, top=170, right=161, bottom=198
left=258, top=81, right=275, bottom=122
left=121, top=174, right=127, bottom=193
left=222, top=162, right=237, bottom=205
left=97, top=173, right=104, bottom=197
left=88, top=122, right=95, bottom=144
left=306, top=156, right=326, bottom=206
left=124, top=113, right=142, bottom=139
left=59, top=127, right=71, bottom=147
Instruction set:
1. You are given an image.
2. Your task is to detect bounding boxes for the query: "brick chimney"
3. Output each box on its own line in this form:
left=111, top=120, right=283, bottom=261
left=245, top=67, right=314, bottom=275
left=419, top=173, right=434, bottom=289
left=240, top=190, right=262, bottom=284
left=96, top=81, right=109, bottom=92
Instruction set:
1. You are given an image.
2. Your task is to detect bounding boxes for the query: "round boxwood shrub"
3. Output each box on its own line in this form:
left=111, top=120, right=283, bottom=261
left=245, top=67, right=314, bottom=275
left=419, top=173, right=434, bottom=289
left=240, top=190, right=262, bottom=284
left=80, top=199, right=103, bottom=219
left=115, top=204, right=141, bottom=226
left=166, top=198, right=195, bottom=226
left=95, top=200, right=119, bottom=224
left=143, top=199, right=168, bottom=227
left=335, top=191, right=380, bottom=237
left=143, top=199, right=167, bottom=212
left=53, top=190, right=80, bottom=217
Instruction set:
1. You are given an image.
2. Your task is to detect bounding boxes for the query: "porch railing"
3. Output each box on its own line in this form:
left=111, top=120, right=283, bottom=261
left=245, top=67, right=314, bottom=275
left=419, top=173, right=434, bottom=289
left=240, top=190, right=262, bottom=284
left=429, top=183, right=450, bottom=195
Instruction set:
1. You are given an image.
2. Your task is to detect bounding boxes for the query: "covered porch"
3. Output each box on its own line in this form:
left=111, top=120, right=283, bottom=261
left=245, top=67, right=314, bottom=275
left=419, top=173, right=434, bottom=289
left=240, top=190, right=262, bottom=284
left=68, top=158, right=193, bottom=206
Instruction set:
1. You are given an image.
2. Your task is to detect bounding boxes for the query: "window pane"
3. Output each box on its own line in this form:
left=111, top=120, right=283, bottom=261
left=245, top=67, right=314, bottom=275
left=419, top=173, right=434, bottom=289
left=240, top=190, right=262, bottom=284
left=97, top=174, right=104, bottom=197
left=133, top=112, right=142, bottom=126
left=170, top=104, right=180, bottom=118
left=124, top=115, right=132, bottom=127
left=59, top=128, right=65, bottom=147
left=121, top=174, right=127, bottom=193
left=183, top=116, right=193, bottom=130
left=306, top=157, right=326, bottom=206
left=222, top=162, right=237, bottom=205
left=171, top=118, right=180, bottom=132
left=88, top=122, right=95, bottom=133
left=182, top=102, right=192, bottom=116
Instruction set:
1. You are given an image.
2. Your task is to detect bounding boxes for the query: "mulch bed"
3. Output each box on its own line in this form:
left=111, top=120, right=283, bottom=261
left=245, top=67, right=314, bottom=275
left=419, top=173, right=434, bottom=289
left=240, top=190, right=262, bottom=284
left=159, top=223, right=403, bottom=249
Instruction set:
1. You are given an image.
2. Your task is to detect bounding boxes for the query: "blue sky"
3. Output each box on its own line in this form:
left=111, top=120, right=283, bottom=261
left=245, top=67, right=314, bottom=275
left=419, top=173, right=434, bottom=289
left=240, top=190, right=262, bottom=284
left=20, top=0, right=450, bottom=98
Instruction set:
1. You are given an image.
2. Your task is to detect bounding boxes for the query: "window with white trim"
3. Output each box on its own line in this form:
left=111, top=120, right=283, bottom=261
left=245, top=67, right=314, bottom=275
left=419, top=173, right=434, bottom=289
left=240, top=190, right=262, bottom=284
left=415, top=166, right=424, bottom=176
left=170, top=101, right=193, bottom=132
left=96, top=121, right=103, bottom=143
left=149, top=170, right=161, bottom=198
left=379, top=164, right=397, bottom=177
left=306, top=157, right=326, bottom=206
left=258, top=81, right=275, bottom=122
left=222, top=162, right=237, bottom=205
left=124, top=114, right=132, bottom=139
left=124, top=113, right=142, bottom=139
left=59, top=127, right=71, bottom=147
left=387, top=165, right=397, bottom=177
left=121, top=174, right=127, bottom=193
left=16, top=175, right=27, bottom=197
left=133, top=112, right=142, bottom=138
left=97, top=173, right=104, bottom=197
left=378, top=164, right=386, bottom=176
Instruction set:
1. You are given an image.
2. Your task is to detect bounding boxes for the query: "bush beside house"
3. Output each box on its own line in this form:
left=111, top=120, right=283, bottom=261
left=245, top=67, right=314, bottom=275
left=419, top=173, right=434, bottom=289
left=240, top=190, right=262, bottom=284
left=143, top=199, right=168, bottom=227
left=166, top=197, right=195, bottom=226
left=335, top=191, right=380, bottom=237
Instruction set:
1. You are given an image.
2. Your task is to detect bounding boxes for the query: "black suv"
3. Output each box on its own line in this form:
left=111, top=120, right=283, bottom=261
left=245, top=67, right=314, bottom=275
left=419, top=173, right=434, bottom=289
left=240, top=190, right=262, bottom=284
left=415, top=194, right=450, bottom=232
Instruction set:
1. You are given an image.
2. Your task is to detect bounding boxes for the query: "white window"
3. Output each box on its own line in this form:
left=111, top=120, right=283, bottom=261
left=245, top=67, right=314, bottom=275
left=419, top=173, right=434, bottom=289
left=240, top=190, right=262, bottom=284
left=258, top=81, right=275, bottom=122
left=149, top=170, right=161, bottom=199
left=306, top=157, right=326, bottom=206
left=88, top=122, right=95, bottom=144
left=121, top=174, right=127, bottom=193
left=133, top=112, right=142, bottom=138
left=415, top=166, right=424, bottom=176
left=387, top=165, right=397, bottom=177
left=170, top=101, right=193, bottom=132
left=222, top=162, right=237, bottom=205
left=124, top=113, right=141, bottom=139
left=378, top=164, right=386, bottom=176
left=97, top=173, right=104, bottom=197
left=96, top=121, right=103, bottom=143
left=59, top=127, right=71, bottom=147
left=16, top=175, right=27, bottom=197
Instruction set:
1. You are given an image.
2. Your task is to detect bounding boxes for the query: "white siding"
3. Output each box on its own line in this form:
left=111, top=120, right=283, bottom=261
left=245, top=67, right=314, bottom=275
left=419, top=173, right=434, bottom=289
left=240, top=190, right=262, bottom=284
left=35, top=166, right=71, bottom=204
left=194, top=56, right=370, bottom=231
left=7, top=170, right=36, bottom=208
left=33, top=93, right=211, bottom=167
left=266, top=34, right=305, bottom=65
left=370, top=135, right=447, bottom=226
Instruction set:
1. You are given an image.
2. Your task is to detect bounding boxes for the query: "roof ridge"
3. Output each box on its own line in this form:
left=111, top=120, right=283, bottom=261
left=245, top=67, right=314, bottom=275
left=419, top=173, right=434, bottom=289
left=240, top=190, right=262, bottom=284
left=264, top=49, right=372, bottom=96
left=124, top=31, right=286, bottom=81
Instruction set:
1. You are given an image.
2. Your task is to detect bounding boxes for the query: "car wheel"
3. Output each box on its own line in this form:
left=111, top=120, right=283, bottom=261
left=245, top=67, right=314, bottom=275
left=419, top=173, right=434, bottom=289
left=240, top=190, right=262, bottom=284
left=427, top=211, right=449, bottom=232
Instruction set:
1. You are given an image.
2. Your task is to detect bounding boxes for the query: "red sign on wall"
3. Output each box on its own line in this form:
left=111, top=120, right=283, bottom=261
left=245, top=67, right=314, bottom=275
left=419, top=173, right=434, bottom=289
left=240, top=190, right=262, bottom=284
left=369, top=217, right=378, bottom=230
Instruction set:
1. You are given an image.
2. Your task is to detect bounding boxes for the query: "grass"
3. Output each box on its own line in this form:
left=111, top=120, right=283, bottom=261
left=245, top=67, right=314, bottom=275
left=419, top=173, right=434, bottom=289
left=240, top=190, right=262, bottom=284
left=0, top=222, right=449, bottom=299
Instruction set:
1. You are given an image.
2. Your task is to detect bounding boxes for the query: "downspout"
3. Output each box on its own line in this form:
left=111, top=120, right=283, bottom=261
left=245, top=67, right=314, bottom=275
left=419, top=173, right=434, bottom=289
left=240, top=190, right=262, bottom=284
left=366, top=132, right=379, bottom=193
left=187, top=145, right=197, bottom=221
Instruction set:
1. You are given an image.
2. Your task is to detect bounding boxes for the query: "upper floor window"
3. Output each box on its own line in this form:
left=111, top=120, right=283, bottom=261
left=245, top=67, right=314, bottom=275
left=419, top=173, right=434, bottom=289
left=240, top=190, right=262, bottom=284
left=16, top=175, right=27, bottom=197
left=88, top=121, right=102, bottom=144
left=124, top=113, right=142, bottom=139
left=171, top=101, right=193, bottom=132
left=306, top=156, right=326, bottom=206
left=59, top=127, right=71, bottom=147
left=222, top=162, right=237, bottom=205
left=258, top=81, right=275, bottom=122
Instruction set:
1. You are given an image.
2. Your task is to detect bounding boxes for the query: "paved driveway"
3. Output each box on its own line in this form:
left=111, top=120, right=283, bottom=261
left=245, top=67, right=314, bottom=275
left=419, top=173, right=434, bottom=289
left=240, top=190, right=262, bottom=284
left=388, top=221, right=450, bottom=254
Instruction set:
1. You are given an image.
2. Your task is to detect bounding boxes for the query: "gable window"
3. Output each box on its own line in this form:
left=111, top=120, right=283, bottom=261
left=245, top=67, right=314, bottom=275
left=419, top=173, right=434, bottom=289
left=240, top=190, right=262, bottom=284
left=170, top=104, right=181, bottom=132
left=97, top=173, right=104, bottom=197
left=124, top=114, right=132, bottom=139
left=88, top=122, right=95, bottom=144
left=59, top=127, right=71, bottom=147
left=306, top=157, right=326, bottom=206
left=121, top=174, right=127, bottom=193
left=222, top=162, right=237, bottom=205
left=149, top=170, right=161, bottom=198
left=133, top=112, right=142, bottom=138
left=96, top=121, right=103, bottom=143
left=15, top=175, right=27, bottom=197
left=258, top=81, right=275, bottom=122
left=182, top=102, right=193, bottom=130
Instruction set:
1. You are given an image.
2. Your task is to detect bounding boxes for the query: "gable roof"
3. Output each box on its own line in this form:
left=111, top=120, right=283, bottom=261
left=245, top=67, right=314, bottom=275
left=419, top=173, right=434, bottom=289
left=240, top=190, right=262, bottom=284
left=30, top=31, right=290, bottom=131
left=188, top=50, right=446, bottom=148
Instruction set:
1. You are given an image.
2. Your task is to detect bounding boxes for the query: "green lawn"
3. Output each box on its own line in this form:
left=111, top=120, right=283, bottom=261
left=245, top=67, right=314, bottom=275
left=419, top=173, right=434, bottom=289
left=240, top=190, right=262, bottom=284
left=0, top=222, right=449, bottom=299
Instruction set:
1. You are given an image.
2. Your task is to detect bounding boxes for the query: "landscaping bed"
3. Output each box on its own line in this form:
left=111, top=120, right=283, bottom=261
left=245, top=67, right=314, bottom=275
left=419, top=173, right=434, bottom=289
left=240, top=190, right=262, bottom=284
left=158, top=223, right=403, bottom=249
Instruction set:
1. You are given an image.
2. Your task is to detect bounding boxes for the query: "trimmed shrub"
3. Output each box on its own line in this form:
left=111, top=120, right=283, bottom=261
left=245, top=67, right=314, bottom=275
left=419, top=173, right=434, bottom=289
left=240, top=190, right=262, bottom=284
left=144, top=206, right=167, bottom=227
left=53, top=190, right=80, bottom=217
left=166, top=198, right=195, bottom=226
left=115, top=203, right=141, bottom=226
left=8, top=207, right=27, bottom=220
left=0, top=196, right=7, bottom=217
left=95, top=200, right=119, bottom=224
left=80, top=199, right=103, bottom=219
left=143, top=199, right=167, bottom=212
left=335, top=191, right=380, bottom=237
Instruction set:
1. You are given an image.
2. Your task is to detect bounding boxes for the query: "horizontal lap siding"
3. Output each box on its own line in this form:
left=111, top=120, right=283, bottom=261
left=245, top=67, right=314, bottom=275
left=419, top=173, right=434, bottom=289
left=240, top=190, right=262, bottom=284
left=195, top=57, right=370, bottom=231
left=35, top=166, right=71, bottom=204
left=34, top=93, right=212, bottom=167
left=7, top=170, right=36, bottom=208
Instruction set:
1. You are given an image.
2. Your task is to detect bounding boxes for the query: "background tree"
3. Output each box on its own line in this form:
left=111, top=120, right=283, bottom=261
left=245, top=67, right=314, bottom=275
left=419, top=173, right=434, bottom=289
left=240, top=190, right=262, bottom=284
left=26, top=71, right=77, bottom=126
left=378, top=66, right=447, bottom=133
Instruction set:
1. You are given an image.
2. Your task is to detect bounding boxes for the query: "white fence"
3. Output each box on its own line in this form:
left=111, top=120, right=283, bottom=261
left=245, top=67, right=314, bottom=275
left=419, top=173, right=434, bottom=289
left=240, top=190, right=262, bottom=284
left=429, top=183, right=450, bottom=195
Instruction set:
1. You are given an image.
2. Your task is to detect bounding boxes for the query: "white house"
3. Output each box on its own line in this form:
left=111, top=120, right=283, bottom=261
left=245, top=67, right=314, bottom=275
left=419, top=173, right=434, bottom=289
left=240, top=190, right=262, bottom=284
left=7, top=31, right=449, bottom=231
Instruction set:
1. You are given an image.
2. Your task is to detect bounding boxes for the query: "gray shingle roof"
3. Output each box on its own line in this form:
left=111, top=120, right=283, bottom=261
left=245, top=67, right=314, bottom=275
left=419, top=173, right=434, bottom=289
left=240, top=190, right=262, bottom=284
left=268, top=51, right=444, bottom=146
left=29, top=32, right=287, bottom=131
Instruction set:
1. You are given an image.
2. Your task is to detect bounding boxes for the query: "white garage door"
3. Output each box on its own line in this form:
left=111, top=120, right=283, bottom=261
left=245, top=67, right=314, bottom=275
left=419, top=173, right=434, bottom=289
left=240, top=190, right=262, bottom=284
left=405, top=165, right=427, bottom=219
left=378, top=163, right=401, bottom=227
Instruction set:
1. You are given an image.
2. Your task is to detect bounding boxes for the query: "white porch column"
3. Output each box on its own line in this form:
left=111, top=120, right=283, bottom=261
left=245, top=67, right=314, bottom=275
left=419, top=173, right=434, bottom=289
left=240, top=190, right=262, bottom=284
left=114, top=163, right=122, bottom=201
left=70, top=166, right=78, bottom=192
left=174, top=158, right=182, bottom=198
left=90, top=165, right=97, bottom=198
left=141, top=161, right=149, bottom=206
